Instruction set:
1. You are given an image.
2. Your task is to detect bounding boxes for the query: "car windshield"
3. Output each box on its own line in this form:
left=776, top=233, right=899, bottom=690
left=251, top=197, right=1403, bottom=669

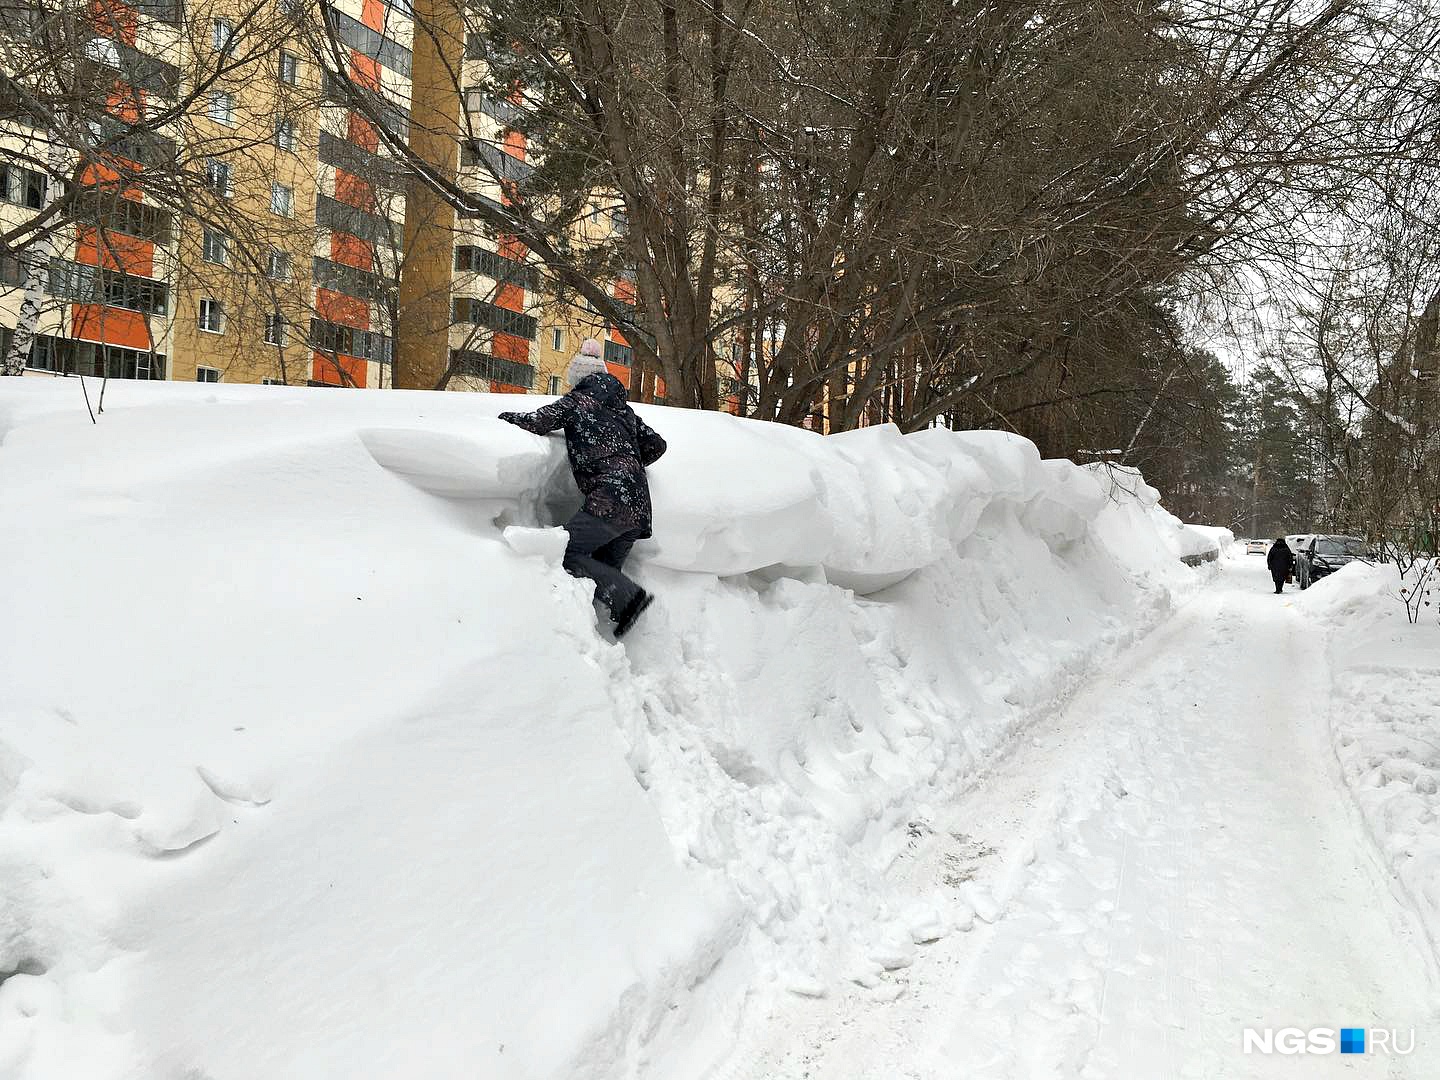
left=1315, top=537, right=1369, bottom=557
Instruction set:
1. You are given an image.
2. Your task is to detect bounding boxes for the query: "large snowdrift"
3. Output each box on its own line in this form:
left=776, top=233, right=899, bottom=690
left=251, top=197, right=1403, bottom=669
left=1294, top=562, right=1440, bottom=968
left=0, top=378, right=1200, bottom=1079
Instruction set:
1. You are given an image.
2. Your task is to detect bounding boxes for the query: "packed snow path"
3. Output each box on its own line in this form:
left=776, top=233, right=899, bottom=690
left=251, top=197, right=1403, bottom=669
left=729, top=558, right=1437, bottom=1079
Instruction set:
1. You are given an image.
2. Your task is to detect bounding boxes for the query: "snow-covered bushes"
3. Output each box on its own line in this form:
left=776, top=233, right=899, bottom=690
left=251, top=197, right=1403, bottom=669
left=1397, top=557, right=1438, bottom=625
left=0, top=379, right=1200, bottom=1080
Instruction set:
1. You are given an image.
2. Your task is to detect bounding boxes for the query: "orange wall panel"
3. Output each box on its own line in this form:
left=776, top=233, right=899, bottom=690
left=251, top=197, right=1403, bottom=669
left=107, top=85, right=145, bottom=123
left=492, top=332, right=529, bottom=362
left=348, top=112, right=379, bottom=151
left=75, top=225, right=154, bottom=276
left=349, top=55, right=382, bottom=92
left=312, top=351, right=369, bottom=388
left=614, top=278, right=636, bottom=304
left=315, top=288, right=369, bottom=329
left=80, top=162, right=124, bottom=192
left=361, top=0, right=386, bottom=30
left=72, top=305, right=151, bottom=349
left=332, top=232, right=375, bottom=269
left=495, top=283, right=524, bottom=311
left=90, top=0, right=138, bottom=44
left=489, top=381, right=529, bottom=394
left=334, top=169, right=375, bottom=210
left=498, top=235, right=527, bottom=261
left=604, top=361, right=629, bottom=380
left=502, top=130, right=526, bottom=161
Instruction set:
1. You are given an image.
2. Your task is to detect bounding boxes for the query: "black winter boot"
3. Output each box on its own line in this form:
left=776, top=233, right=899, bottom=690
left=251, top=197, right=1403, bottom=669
left=614, top=590, right=654, bottom=638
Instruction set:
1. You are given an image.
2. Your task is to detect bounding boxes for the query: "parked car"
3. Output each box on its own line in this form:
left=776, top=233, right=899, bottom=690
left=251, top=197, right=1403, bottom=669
left=1284, top=535, right=1314, bottom=585
left=1246, top=538, right=1269, bottom=555
left=1299, top=535, right=1375, bottom=585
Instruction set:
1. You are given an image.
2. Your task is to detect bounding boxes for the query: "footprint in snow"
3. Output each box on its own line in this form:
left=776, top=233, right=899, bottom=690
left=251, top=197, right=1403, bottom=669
left=196, top=765, right=271, bottom=808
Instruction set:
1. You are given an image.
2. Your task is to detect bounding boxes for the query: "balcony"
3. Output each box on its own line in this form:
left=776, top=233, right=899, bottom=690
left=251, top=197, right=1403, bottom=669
left=47, top=258, right=168, bottom=315
left=450, top=349, right=534, bottom=389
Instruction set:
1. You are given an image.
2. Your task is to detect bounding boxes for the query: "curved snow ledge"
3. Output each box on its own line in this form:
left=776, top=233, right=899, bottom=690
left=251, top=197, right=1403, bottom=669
left=350, top=404, right=1172, bottom=592
left=0, top=380, right=1210, bottom=1080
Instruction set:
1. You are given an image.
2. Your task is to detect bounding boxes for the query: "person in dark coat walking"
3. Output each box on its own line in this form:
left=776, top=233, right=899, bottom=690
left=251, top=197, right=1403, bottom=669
left=1266, top=537, right=1295, bottom=594
left=498, top=338, right=667, bottom=637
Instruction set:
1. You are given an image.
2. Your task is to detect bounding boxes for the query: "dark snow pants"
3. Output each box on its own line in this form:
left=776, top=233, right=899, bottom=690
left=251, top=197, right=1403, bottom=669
left=1271, top=570, right=1286, bottom=594
left=563, top=511, right=645, bottom=619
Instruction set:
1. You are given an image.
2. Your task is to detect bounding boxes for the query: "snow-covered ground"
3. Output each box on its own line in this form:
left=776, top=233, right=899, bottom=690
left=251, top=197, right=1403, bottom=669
left=727, top=556, right=1440, bottom=1078
left=0, top=378, right=1428, bottom=1079
left=1298, top=562, right=1440, bottom=976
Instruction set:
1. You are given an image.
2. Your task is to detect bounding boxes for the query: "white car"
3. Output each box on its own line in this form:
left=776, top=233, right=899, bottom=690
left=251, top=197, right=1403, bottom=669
left=1245, top=539, right=1269, bottom=555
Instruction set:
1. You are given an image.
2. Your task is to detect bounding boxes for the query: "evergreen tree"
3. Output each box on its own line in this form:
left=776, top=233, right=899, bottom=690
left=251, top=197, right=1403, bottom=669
left=1234, top=368, right=1319, bottom=538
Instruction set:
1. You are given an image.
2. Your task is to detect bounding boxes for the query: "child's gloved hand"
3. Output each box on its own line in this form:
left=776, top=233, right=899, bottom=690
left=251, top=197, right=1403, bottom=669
left=497, top=412, right=522, bottom=425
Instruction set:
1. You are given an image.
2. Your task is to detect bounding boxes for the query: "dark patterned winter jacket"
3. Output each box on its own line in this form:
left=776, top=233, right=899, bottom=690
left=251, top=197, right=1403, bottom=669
left=1267, top=539, right=1295, bottom=576
left=498, top=372, right=667, bottom=536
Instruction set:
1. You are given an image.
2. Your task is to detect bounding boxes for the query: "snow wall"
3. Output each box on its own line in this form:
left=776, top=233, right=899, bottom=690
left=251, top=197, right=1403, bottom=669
left=0, top=379, right=1203, bottom=1080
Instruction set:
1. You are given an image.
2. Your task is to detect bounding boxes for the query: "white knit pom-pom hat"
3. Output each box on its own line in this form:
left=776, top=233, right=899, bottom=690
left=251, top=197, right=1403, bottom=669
left=565, top=337, right=608, bottom=386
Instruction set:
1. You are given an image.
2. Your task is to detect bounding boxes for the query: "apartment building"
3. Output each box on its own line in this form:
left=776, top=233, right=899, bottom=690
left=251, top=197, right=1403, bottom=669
left=0, top=0, right=673, bottom=402
left=0, top=0, right=183, bottom=380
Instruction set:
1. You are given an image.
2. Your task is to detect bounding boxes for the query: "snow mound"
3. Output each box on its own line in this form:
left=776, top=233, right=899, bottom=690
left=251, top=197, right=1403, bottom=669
left=1295, top=560, right=1395, bottom=620
left=1299, top=556, right=1440, bottom=972
left=0, top=378, right=1202, bottom=1080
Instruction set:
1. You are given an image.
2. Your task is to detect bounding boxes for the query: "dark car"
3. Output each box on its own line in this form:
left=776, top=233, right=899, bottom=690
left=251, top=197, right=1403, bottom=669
left=1300, top=535, right=1375, bottom=585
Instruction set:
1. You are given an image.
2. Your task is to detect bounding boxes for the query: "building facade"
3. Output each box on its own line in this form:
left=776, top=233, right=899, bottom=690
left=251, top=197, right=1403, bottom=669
left=0, top=0, right=657, bottom=400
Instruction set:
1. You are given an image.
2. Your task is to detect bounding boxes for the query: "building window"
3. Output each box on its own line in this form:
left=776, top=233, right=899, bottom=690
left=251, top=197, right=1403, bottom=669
left=451, top=297, right=537, bottom=339
left=196, top=366, right=222, bottom=382
left=551, top=328, right=563, bottom=352
left=0, top=252, right=29, bottom=285
left=198, top=298, right=225, bottom=334
left=309, top=317, right=393, bottom=364
left=547, top=374, right=560, bottom=395
left=270, top=183, right=293, bottom=217
left=209, top=92, right=234, bottom=125
left=451, top=248, right=540, bottom=291
left=449, top=349, right=534, bottom=389
left=262, top=377, right=284, bottom=384
left=323, top=5, right=413, bottom=76
left=48, top=259, right=168, bottom=314
left=71, top=191, right=172, bottom=243
left=315, top=193, right=394, bottom=245
left=275, top=119, right=295, bottom=152
left=463, top=88, right=525, bottom=127
left=201, top=229, right=228, bottom=264
left=264, top=313, right=287, bottom=345
left=318, top=131, right=404, bottom=191
left=312, top=256, right=389, bottom=302
left=604, top=339, right=633, bottom=367
left=278, top=51, right=299, bottom=85
left=267, top=249, right=291, bottom=280
left=212, top=17, right=235, bottom=53
left=321, top=71, right=411, bottom=137
left=3, top=333, right=169, bottom=379
left=204, top=158, right=233, bottom=197
left=127, top=0, right=179, bottom=25
left=0, top=163, right=46, bottom=209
